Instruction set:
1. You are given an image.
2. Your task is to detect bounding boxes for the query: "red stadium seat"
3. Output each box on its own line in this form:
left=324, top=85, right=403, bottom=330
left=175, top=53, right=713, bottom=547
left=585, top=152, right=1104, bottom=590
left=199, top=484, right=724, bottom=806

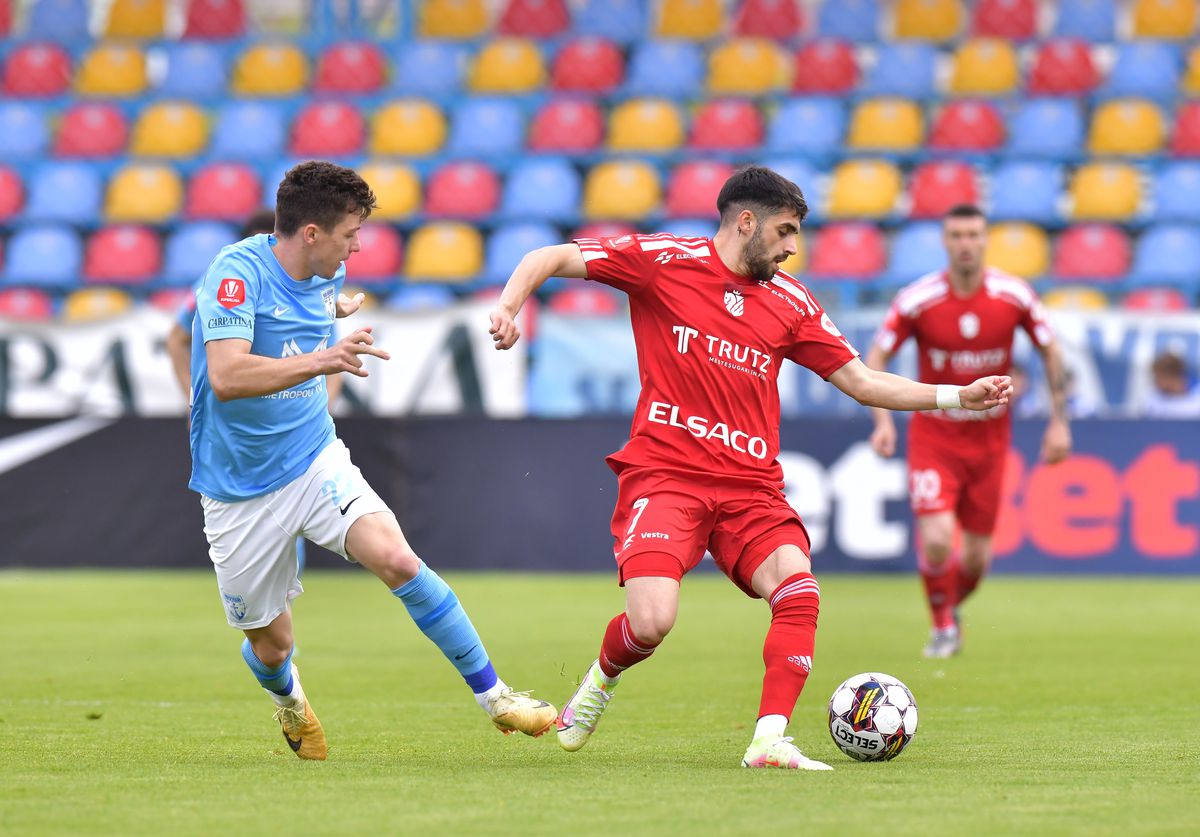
left=54, top=103, right=129, bottom=157
left=551, top=38, right=624, bottom=93
left=1123, top=287, right=1189, bottom=312
left=0, top=288, right=54, bottom=321
left=792, top=40, right=858, bottom=94
left=734, top=0, right=805, bottom=40
left=425, top=162, right=501, bottom=218
left=972, top=0, right=1036, bottom=38
left=1052, top=225, right=1130, bottom=280
left=570, top=222, right=637, bottom=241
left=548, top=286, right=621, bottom=315
left=1170, top=103, right=1200, bottom=156
left=149, top=287, right=193, bottom=313
left=290, top=101, right=365, bottom=157
left=528, top=100, right=604, bottom=152
left=347, top=223, right=403, bottom=282
left=928, top=101, right=1004, bottom=151
left=0, top=0, right=10, bottom=37
left=183, top=0, right=245, bottom=38
left=1028, top=40, right=1099, bottom=95
left=0, top=166, right=23, bottom=221
left=808, top=223, right=886, bottom=278
left=909, top=161, right=979, bottom=219
left=186, top=163, right=261, bottom=221
left=497, top=0, right=570, bottom=37
left=3, top=44, right=71, bottom=98
left=689, top=101, right=764, bottom=150
left=84, top=226, right=162, bottom=284
left=666, top=161, right=735, bottom=218
left=314, top=42, right=387, bottom=94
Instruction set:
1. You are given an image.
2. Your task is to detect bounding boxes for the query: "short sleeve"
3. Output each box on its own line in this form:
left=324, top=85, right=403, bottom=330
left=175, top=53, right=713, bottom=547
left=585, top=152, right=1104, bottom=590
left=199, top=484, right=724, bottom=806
left=1020, top=296, right=1055, bottom=348
left=786, top=300, right=860, bottom=379
left=573, top=234, right=659, bottom=295
left=872, top=300, right=914, bottom=355
left=195, top=254, right=258, bottom=344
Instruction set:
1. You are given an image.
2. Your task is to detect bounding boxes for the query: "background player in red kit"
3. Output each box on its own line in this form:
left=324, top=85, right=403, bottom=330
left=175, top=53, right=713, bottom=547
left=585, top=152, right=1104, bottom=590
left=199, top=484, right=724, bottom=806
left=866, top=205, right=1072, bottom=659
left=489, top=168, right=1012, bottom=771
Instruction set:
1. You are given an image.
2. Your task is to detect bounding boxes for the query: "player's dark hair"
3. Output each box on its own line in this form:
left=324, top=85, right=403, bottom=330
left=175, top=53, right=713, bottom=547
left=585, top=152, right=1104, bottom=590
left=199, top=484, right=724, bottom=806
left=717, top=166, right=808, bottom=225
left=240, top=208, right=277, bottom=238
left=945, top=204, right=987, bottom=222
left=275, top=161, right=376, bottom=237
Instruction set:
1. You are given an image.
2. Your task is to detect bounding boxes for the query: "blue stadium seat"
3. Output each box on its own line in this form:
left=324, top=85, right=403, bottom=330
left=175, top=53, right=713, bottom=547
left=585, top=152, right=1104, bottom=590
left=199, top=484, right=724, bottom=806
left=1053, top=0, right=1115, bottom=41
left=26, top=0, right=89, bottom=42
left=1130, top=225, right=1200, bottom=288
left=501, top=158, right=581, bottom=222
left=1006, top=100, right=1084, bottom=160
left=446, top=98, right=525, bottom=157
left=765, top=99, right=846, bottom=158
left=0, top=103, right=49, bottom=159
left=887, top=222, right=944, bottom=283
left=574, top=0, right=647, bottom=45
left=23, top=163, right=102, bottom=224
left=210, top=102, right=287, bottom=160
left=817, top=0, right=879, bottom=41
left=989, top=161, right=1063, bottom=225
left=484, top=223, right=561, bottom=283
left=392, top=42, right=468, bottom=97
left=763, top=158, right=823, bottom=219
left=164, top=222, right=238, bottom=286
left=387, top=285, right=456, bottom=310
left=862, top=44, right=937, bottom=99
left=1152, top=163, right=1200, bottom=223
left=1100, top=42, right=1181, bottom=100
left=1, top=225, right=83, bottom=287
left=660, top=219, right=718, bottom=239
left=159, top=43, right=228, bottom=100
left=625, top=41, right=704, bottom=97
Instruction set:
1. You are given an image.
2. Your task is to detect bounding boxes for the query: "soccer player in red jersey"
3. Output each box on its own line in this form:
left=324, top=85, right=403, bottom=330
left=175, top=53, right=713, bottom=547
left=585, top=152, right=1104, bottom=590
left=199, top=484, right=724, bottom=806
left=865, top=205, right=1072, bottom=659
left=488, top=168, right=1012, bottom=770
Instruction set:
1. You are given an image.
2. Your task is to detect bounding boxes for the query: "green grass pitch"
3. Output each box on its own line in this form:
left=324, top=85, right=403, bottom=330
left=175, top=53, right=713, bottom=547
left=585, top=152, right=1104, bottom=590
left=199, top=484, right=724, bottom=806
left=1, top=570, right=1198, bottom=835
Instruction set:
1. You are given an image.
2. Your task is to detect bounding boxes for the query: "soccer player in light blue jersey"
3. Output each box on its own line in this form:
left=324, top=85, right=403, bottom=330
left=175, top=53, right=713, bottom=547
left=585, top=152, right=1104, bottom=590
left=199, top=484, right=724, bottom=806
left=189, top=162, right=555, bottom=759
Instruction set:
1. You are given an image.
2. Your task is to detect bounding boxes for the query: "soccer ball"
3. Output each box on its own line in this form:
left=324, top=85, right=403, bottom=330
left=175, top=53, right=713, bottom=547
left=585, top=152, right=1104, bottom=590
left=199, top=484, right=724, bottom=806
left=828, top=672, right=918, bottom=762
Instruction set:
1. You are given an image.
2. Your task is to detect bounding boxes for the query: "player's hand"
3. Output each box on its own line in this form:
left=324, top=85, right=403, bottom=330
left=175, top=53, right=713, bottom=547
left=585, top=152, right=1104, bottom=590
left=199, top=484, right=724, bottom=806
left=336, top=292, right=366, bottom=318
left=869, top=422, right=896, bottom=458
left=489, top=306, right=520, bottom=350
left=319, top=327, right=390, bottom=377
left=960, top=375, right=1013, bottom=410
left=1041, top=417, right=1072, bottom=464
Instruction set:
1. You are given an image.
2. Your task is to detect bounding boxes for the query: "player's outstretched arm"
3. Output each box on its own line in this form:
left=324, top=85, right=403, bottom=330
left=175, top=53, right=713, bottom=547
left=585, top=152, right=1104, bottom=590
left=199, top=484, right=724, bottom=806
left=828, top=358, right=1012, bottom=412
left=206, top=329, right=390, bottom=401
left=863, top=344, right=898, bottom=457
left=490, top=243, right=588, bottom=350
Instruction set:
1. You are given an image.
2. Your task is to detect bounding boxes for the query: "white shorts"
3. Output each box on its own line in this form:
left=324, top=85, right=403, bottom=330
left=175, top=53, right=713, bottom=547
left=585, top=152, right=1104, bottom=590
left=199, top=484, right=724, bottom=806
left=201, top=438, right=392, bottom=629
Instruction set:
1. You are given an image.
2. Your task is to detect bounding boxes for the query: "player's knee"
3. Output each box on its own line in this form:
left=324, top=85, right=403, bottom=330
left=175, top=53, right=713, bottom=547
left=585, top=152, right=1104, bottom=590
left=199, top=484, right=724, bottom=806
left=627, top=608, right=675, bottom=646
left=250, top=638, right=292, bottom=669
left=923, top=539, right=953, bottom=565
left=373, top=543, right=421, bottom=589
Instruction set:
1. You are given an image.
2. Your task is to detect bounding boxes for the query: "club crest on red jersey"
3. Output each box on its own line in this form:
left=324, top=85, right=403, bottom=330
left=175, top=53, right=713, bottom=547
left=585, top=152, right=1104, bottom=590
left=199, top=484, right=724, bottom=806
left=959, top=312, right=980, bottom=339
left=724, top=288, right=745, bottom=317
left=217, top=278, right=245, bottom=309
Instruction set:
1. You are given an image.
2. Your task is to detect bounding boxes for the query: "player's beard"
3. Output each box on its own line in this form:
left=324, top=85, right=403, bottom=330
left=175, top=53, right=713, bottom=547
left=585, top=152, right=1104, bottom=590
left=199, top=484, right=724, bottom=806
left=742, top=228, right=779, bottom=283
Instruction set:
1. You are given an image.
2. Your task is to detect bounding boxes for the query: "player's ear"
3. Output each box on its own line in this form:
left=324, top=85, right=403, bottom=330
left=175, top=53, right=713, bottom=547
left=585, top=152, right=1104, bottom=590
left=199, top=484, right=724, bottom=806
left=303, top=223, right=320, bottom=245
left=739, top=208, right=757, bottom=236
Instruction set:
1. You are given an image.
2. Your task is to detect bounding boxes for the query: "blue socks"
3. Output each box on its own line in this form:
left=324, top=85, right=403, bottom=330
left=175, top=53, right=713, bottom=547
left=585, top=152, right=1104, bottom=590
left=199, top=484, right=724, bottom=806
left=241, top=638, right=295, bottom=696
left=392, top=562, right=498, bottom=694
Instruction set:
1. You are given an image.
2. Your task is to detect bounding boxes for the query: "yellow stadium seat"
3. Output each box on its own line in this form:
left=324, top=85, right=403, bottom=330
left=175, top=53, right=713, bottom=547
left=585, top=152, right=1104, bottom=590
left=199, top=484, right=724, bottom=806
left=1183, top=47, right=1200, bottom=95
left=949, top=39, right=1020, bottom=96
left=231, top=44, right=308, bottom=97
left=583, top=161, right=661, bottom=220
left=1088, top=100, right=1165, bottom=155
left=130, top=103, right=208, bottom=158
left=1070, top=163, right=1142, bottom=221
left=468, top=38, right=546, bottom=93
left=657, top=0, right=723, bottom=39
left=105, top=164, right=184, bottom=223
left=985, top=223, right=1049, bottom=279
left=105, top=0, right=165, bottom=38
left=418, top=0, right=489, bottom=39
left=847, top=98, right=924, bottom=151
left=608, top=99, right=685, bottom=152
left=894, top=0, right=963, bottom=41
left=708, top=39, right=789, bottom=95
left=826, top=160, right=903, bottom=218
left=360, top=163, right=422, bottom=219
left=405, top=223, right=483, bottom=282
left=1132, top=0, right=1196, bottom=39
left=63, top=289, right=134, bottom=323
left=1042, top=287, right=1110, bottom=311
left=370, top=100, right=446, bottom=156
left=75, top=46, right=148, bottom=98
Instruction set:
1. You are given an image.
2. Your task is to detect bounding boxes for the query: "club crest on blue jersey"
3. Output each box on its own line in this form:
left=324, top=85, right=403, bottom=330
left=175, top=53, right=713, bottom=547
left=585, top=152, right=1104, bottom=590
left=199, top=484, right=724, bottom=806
left=322, top=286, right=337, bottom=319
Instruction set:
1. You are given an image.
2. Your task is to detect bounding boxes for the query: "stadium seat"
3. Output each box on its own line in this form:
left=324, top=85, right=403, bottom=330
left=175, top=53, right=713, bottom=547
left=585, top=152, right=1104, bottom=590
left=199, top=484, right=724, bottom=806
left=186, top=163, right=261, bottom=221
left=163, top=222, right=237, bottom=285
left=183, top=0, right=246, bottom=38
left=84, top=226, right=161, bottom=285
left=827, top=160, right=902, bottom=218
left=1123, top=287, right=1188, bottom=312
left=104, top=0, right=164, bottom=38
left=290, top=102, right=365, bottom=157
left=547, top=286, right=622, bottom=316
left=345, top=223, right=402, bottom=283
left=573, top=0, right=646, bottom=45
left=551, top=38, right=624, bottom=93
left=159, top=43, right=227, bottom=99
left=1131, top=0, right=1195, bottom=39
left=314, top=42, right=387, bottom=94
left=76, top=45, right=147, bottom=97
left=501, top=158, right=581, bottom=222
left=1170, top=102, right=1200, bottom=156
left=808, top=223, right=885, bottom=278
left=765, top=98, right=845, bottom=157
left=130, top=103, right=209, bottom=158
left=583, top=162, right=660, bottom=220
left=53, top=103, right=127, bottom=158
left=909, top=161, right=979, bottom=219
left=971, top=0, right=1036, bottom=38
left=985, top=223, right=1049, bottom=279
left=894, top=0, right=963, bottom=41
left=447, top=98, right=525, bottom=156
left=989, top=161, right=1063, bottom=224
left=862, top=43, right=936, bottom=99
left=498, top=0, right=570, bottom=36
left=657, top=0, right=722, bottom=39
left=24, top=162, right=102, bottom=224
left=370, top=100, right=446, bottom=156
left=0, top=103, right=49, bottom=159
left=817, top=0, right=878, bottom=41
left=734, top=0, right=804, bottom=40
left=469, top=38, right=546, bottom=94
left=1006, top=99, right=1084, bottom=159
left=387, top=285, right=455, bottom=311
left=0, top=167, right=22, bottom=222
left=1053, top=0, right=1115, bottom=41
left=2, top=225, right=83, bottom=286
left=485, top=223, right=561, bottom=282
left=571, top=222, right=638, bottom=242
left=763, top=158, right=822, bottom=217
left=405, top=223, right=484, bottom=282
left=1041, top=286, right=1109, bottom=309
left=928, top=101, right=1004, bottom=151
left=1027, top=40, right=1099, bottom=95
left=231, top=44, right=308, bottom=97
left=1070, top=163, right=1142, bottom=221
left=1184, top=47, right=1200, bottom=96
left=1052, top=225, right=1130, bottom=280
left=424, top=162, right=501, bottom=219
left=25, top=0, right=89, bottom=42
left=2, top=44, right=72, bottom=98
left=887, top=222, right=945, bottom=282
left=791, top=40, right=859, bottom=94
left=0, top=0, right=8, bottom=35
left=1101, top=42, right=1180, bottom=100
left=391, top=42, right=467, bottom=96
left=62, top=288, right=133, bottom=322
left=608, top=99, right=686, bottom=152
left=1153, top=162, right=1200, bottom=222
left=708, top=39, right=788, bottom=95
left=666, top=161, right=735, bottom=218
left=0, top=289, right=54, bottom=321
left=1130, top=225, right=1200, bottom=287
left=210, top=102, right=287, bottom=159
left=847, top=99, right=924, bottom=151
left=106, top=165, right=184, bottom=223
left=528, top=100, right=605, bottom=152
left=1089, top=100, right=1165, bottom=156
left=360, top=163, right=422, bottom=219
left=418, top=0, right=489, bottom=38
left=689, top=101, right=764, bottom=150
left=949, top=39, right=1019, bottom=96
left=625, top=42, right=705, bottom=97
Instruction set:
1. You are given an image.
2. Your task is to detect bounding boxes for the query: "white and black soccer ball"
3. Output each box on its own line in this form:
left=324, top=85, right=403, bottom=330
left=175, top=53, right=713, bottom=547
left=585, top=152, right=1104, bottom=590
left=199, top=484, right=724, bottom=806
left=828, top=672, right=918, bottom=762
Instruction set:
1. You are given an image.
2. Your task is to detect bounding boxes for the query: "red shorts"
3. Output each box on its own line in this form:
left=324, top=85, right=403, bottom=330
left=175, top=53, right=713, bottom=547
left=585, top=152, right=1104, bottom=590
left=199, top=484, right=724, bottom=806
left=609, top=467, right=811, bottom=599
left=907, top=418, right=1008, bottom=534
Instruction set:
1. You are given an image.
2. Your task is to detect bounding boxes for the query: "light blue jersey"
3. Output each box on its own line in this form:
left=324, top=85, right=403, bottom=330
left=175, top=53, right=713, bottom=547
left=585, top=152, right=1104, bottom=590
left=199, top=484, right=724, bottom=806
left=188, top=233, right=342, bottom=502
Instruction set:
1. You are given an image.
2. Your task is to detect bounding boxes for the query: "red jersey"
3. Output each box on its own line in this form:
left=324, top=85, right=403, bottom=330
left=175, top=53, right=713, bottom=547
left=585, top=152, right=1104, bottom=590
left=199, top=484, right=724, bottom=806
left=873, top=267, right=1054, bottom=442
left=576, top=232, right=859, bottom=485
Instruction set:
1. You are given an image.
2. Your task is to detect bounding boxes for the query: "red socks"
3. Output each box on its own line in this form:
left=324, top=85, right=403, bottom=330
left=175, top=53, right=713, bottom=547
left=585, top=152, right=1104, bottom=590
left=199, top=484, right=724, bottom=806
left=956, top=565, right=982, bottom=606
left=758, top=573, right=820, bottom=719
left=920, top=558, right=958, bottom=630
left=598, top=612, right=659, bottom=678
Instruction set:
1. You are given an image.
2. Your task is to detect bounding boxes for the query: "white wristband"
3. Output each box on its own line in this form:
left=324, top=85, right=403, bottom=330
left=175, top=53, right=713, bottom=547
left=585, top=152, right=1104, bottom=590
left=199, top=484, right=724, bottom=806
left=936, top=385, right=962, bottom=411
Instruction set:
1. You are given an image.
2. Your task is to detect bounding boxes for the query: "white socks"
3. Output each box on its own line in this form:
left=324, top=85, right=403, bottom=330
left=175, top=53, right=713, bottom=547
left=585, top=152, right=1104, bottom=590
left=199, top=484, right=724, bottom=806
left=754, top=714, right=788, bottom=741
left=266, top=665, right=303, bottom=709
left=474, top=678, right=510, bottom=713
